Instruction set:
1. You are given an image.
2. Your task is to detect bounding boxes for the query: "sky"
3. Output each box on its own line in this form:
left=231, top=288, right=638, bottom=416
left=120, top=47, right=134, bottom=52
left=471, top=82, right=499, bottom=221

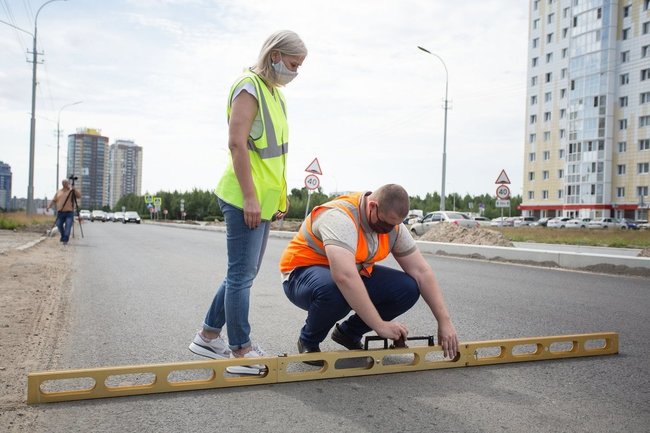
left=0, top=0, right=530, bottom=202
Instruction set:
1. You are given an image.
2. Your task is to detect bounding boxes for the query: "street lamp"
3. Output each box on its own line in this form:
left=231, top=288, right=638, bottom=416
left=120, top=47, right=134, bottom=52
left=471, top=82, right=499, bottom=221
left=417, top=45, right=449, bottom=212
left=56, top=101, right=83, bottom=191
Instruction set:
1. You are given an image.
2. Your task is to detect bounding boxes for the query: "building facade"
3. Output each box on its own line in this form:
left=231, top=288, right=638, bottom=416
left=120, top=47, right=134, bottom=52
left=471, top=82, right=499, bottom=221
left=67, top=128, right=110, bottom=210
left=520, top=0, right=650, bottom=220
left=0, top=161, right=12, bottom=210
left=108, top=139, right=143, bottom=209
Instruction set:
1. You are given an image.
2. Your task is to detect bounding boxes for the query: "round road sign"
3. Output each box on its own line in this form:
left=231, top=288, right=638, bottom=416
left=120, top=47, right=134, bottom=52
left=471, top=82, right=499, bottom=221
left=496, top=185, right=511, bottom=199
left=305, top=174, right=320, bottom=190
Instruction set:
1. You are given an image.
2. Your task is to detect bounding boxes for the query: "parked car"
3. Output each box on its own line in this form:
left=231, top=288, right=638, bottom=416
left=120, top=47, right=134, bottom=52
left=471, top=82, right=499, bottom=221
left=123, top=211, right=141, bottom=224
left=490, top=217, right=512, bottom=227
left=90, top=210, right=107, bottom=222
left=471, top=216, right=491, bottom=227
left=105, top=212, right=114, bottom=222
left=410, top=211, right=479, bottom=235
left=78, top=209, right=91, bottom=220
left=565, top=218, right=591, bottom=229
left=113, top=211, right=125, bottom=222
left=637, top=220, right=649, bottom=230
left=547, top=217, right=571, bottom=228
left=514, top=216, right=537, bottom=227
left=587, top=218, right=625, bottom=229
left=618, top=218, right=639, bottom=230
left=530, top=217, right=550, bottom=227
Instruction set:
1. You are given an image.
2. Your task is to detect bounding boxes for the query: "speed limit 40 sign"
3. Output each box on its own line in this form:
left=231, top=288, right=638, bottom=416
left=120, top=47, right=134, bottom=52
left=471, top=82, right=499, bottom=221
left=496, top=185, right=511, bottom=199
left=305, top=174, right=320, bottom=190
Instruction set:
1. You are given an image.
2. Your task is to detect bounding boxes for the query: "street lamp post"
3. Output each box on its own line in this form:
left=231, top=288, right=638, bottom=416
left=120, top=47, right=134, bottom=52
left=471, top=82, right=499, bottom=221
left=417, top=46, right=449, bottom=212
left=56, top=101, right=83, bottom=191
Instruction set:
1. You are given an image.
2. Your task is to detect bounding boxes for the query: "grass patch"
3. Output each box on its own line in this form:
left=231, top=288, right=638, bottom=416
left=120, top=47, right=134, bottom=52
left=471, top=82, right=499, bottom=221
left=0, top=212, right=55, bottom=231
left=492, top=227, right=650, bottom=249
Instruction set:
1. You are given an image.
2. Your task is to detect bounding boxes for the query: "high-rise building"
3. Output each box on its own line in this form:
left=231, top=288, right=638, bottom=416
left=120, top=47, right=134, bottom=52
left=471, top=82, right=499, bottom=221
left=520, top=0, right=650, bottom=221
left=67, top=128, right=109, bottom=209
left=108, top=139, right=143, bottom=208
left=0, top=161, right=12, bottom=210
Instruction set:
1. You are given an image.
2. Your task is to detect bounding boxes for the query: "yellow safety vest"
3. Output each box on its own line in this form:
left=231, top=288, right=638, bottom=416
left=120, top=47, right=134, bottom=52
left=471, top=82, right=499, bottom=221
left=215, top=70, right=288, bottom=220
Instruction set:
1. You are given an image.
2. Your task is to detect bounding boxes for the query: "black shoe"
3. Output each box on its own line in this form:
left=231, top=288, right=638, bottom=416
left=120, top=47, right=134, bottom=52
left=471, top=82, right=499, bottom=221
left=297, top=339, right=324, bottom=367
left=331, top=323, right=363, bottom=350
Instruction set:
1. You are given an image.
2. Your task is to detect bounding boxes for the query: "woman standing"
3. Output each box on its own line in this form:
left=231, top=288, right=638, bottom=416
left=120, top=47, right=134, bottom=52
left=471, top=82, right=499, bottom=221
left=189, top=30, right=307, bottom=369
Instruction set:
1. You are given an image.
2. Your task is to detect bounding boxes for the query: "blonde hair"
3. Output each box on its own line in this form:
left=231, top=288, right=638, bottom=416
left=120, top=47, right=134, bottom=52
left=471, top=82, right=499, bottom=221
left=252, top=30, right=307, bottom=87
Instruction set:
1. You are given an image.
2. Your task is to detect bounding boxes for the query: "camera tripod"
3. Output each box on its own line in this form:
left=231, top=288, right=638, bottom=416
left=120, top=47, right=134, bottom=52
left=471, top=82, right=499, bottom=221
left=51, top=176, right=84, bottom=241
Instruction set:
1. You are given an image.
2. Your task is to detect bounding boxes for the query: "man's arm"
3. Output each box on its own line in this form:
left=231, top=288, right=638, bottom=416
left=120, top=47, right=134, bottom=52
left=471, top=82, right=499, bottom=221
left=395, top=249, right=459, bottom=358
left=325, top=244, right=408, bottom=340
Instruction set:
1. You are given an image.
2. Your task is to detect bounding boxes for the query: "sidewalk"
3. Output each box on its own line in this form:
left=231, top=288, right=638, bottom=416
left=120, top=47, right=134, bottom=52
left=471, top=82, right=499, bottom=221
left=0, top=230, right=47, bottom=254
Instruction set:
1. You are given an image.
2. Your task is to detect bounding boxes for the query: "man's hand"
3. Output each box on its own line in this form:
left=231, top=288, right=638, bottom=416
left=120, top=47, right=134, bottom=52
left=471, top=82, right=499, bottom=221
left=437, top=319, right=459, bottom=359
left=375, top=321, right=409, bottom=341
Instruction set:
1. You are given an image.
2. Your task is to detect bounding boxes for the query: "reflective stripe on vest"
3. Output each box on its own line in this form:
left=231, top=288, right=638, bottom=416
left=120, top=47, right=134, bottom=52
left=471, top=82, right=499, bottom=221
left=279, top=192, right=399, bottom=276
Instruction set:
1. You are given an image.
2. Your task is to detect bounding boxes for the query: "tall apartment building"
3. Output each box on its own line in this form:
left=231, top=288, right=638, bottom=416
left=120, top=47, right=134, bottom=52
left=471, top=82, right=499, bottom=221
left=0, top=161, right=12, bottom=210
left=520, top=0, right=650, bottom=221
left=67, top=128, right=109, bottom=209
left=108, top=139, right=143, bottom=208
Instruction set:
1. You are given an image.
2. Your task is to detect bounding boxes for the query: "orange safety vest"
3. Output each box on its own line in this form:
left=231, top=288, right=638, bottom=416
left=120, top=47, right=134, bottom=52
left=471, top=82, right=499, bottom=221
left=279, top=192, right=398, bottom=277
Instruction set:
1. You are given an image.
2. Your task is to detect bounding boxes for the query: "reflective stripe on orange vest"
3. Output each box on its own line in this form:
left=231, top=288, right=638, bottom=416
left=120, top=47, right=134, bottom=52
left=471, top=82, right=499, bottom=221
left=279, top=192, right=399, bottom=276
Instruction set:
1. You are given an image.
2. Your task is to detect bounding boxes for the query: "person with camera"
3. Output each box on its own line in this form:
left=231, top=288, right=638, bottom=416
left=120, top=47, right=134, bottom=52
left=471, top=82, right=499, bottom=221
left=48, top=178, right=81, bottom=245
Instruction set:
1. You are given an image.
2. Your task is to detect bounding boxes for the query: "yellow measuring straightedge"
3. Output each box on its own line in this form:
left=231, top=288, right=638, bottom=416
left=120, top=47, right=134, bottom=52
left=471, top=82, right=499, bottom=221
left=27, top=332, right=618, bottom=404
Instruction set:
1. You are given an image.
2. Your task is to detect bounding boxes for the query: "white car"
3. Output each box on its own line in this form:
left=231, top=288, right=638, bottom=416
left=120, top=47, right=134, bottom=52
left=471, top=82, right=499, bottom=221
left=547, top=217, right=571, bottom=228
left=565, top=218, right=591, bottom=229
left=78, top=209, right=91, bottom=220
left=410, top=211, right=479, bottom=236
left=514, top=216, right=536, bottom=227
left=471, top=216, right=491, bottom=227
left=587, top=218, right=625, bottom=229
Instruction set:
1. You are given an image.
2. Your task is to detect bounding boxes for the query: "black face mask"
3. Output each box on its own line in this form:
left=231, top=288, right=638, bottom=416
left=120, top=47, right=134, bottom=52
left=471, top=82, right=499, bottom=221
left=369, top=206, right=395, bottom=234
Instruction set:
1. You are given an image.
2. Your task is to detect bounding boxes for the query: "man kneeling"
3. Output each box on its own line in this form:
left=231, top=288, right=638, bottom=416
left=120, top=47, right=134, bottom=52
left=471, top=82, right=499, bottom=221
left=279, top=184, right=459, bottom=366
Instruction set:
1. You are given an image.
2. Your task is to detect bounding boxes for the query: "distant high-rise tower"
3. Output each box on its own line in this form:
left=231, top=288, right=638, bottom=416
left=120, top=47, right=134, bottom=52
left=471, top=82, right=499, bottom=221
left=67, top=128, right=109, bottom=209
left=109, top=139, right=143, bottom=208
left=0, top=161, right=12, bottom=210
left=520, top=0, right=650, bottom=221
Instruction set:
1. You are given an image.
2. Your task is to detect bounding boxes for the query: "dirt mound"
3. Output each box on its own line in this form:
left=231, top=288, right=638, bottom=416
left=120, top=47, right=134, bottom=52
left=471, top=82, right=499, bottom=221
left=639, top=248, right=650, bottom=257
left=415, top=223, right=514, bottom=247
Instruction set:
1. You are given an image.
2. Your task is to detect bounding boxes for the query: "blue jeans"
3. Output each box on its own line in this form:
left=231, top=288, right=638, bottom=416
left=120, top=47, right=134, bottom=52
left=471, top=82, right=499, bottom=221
left=202, top=198, right=271, bottom=349
left=283, top=264, right=421, bottom=347
left=55, top=211, right=75, bottom=243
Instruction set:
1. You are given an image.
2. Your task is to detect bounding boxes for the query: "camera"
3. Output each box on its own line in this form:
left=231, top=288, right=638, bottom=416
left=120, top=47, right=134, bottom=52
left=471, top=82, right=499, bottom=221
left=68, top=175, right=78, bottom=181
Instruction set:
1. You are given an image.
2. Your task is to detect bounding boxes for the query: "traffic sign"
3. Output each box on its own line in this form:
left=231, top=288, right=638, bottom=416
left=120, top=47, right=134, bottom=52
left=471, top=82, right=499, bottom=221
left=144, top=194, right=153, bottom=204
left=496, top=185, right=511, bottom=200
left=305, top=158, right=323, bottom=175
left=304, top=174, right=320, bottom=190
left=495, top=199, right=510, bottom=208
left=495, top=170, right=511, bottom=184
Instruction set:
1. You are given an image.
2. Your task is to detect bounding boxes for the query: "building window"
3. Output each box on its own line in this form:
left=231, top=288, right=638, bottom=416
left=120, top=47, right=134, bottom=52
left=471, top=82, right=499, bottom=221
left=644, top=21, right=650, bottom=35
left=558, top=189, right=563, bottom=199
left=621, top=51, right=630, bottom=63
left=619, top=141, right=627, bottom=152
left=623, top=5, right=630, bottom=17
left=560, top=88, right=567, bottom=98
left=562, top=28, right=568, bottom=38
left=533, top=37, right=539, bottom=48
left=638, top=163, right=650, bottom=174
left=534, top=0, right=539, bottom=10
left=542, top=190, right=549, bottom=199
left=532, top=76, right=538, bottom=86
left=620, top=73, right=629, bottom=85
left=545, top=72, right=552, bottom=83
left=544, top=131, right=551, bottom=141
left=559, top=149, right=565, bottom=159
left=620, top=119, right=628, bottom=130
left=548, top=13, right=554, bottom=24
left=530, top=114, right=537, bottom=124
left=528, top=191, right=535, bottom=200
left=618, top=164, right=626, bottom=175
left=544, top=112, right=551, bottom=121
left=562, top=47, right=568, bottom=58
left=560, top=129, right=566, bottom=138
left=529, top=152, right=536, bottom=162
left=546, top=53, right=553, bottom=63
left=639, top=186, right=649, bottom=197
left=643, top=45, right=650, bottom=58
left=622, top=28, right=630, bottom=40
left=641, top=92, right=650, bottom=104
left=641, top=115, right=650, bottom=127
left=530, top=134, right=537, bottom=144
left=560, top=108, right=566, bottom=118
left=645, top=0, right=649, bottom=11
left=617, top=187, right=625, bottom=198
left=532, top=57, right=539, bottom=67
left=543, top=170, right=550, bottom=180
left=561, top=68, right=567, bottom=78
left=546, top=33, right=554, bottom=43
left=640, top=139, right=650, bottom=150
left=642, top=69, right=650, bottom=81
left=543, top=150, right=550, bottom=160
left=558, top=169, right=564, bottom=179
left=529, top=172, right=535, bottom=181
left=533, top=18, right=540, bottom=30
left=620, top=96, right=628, bottom=107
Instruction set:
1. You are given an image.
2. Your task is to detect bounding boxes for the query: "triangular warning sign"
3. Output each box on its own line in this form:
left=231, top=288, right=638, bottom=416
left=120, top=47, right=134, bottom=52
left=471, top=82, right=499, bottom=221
left=305, top=158, right=323, bottom=175
left=495, top=169, right=511, bottom=184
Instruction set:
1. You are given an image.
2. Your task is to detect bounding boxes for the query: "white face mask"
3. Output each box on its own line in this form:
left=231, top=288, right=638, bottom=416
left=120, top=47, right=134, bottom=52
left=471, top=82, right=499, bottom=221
left=272, top=55, right=298, bottom=85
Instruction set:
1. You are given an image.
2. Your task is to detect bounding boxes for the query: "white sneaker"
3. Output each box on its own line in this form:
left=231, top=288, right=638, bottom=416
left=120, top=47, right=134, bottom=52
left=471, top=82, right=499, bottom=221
left=188, top=332, right=231, bottom=359
left=226, top=343, right=268, bottom=375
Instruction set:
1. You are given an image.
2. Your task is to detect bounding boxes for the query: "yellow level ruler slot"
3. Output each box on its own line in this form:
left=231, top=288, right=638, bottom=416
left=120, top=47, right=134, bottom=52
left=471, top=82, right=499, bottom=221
left=27, top=332, right=617, bottom=404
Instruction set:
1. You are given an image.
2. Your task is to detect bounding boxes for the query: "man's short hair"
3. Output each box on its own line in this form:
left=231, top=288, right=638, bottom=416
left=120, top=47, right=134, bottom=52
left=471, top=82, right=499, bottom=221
left=374, top=184, right=410, bottom=218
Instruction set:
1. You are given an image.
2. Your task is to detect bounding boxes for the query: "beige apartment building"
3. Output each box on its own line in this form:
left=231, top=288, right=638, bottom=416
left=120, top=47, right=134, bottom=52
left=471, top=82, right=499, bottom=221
left=520, top=0, right=650, bottom=220
left=66, top=128, right=110, bottom=209
left=108, top=139, right=143, bottom=209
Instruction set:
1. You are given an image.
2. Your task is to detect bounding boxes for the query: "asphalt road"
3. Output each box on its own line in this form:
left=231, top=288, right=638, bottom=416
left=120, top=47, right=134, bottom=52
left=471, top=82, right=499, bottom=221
left=31, top=222, right=650, bottom=433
